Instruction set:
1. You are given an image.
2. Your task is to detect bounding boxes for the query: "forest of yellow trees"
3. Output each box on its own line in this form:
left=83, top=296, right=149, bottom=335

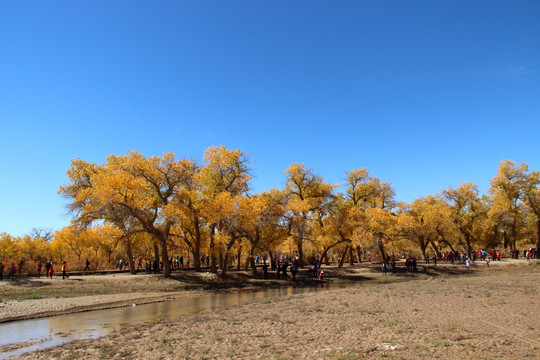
left=1, top=145, right=539, bottom=278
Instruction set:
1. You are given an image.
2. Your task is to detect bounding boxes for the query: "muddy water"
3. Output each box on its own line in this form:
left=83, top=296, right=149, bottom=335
left=0, top=283, right=350, bottom=359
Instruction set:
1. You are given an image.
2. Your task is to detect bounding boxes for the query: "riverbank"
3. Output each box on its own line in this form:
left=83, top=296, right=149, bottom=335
left=3, top=259, right=540, bottom=359
left=0, top=259, right=535, bottom=323
left=10, top=259, right=540, bottom=359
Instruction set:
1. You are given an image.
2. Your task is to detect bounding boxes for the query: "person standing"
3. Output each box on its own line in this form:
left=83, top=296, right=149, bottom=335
left=48, top=262, right=55, bottom=278
left=45, top=260, right=52, bottom=279
left=84, top=258, right=91, bottom=272
left=262, top=262, right=268, bottom=280
left=290, top=263, right=297, bottom=282
left=36, top=261, right=42, bottom=278
left=61, top=260, right=69, bottom=279
left=7, top=263, right=16, bottom=279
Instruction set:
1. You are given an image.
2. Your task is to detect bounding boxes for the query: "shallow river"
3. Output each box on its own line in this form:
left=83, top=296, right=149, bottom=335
left=0, top=283, right=350, bottom=359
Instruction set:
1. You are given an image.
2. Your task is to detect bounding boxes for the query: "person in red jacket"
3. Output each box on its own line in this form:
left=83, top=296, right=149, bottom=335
left=36, top=261, right=42, bottom=278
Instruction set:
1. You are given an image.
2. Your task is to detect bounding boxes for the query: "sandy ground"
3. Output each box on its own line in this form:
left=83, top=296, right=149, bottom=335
left=2, top=260, right=540, bottom=359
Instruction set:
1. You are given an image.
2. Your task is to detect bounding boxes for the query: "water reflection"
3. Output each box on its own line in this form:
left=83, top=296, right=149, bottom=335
left=0, top=282, right=351, bottom=359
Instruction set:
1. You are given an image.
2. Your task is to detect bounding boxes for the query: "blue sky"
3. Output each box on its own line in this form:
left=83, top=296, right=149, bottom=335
left=1, top=1, right=539, bottom=236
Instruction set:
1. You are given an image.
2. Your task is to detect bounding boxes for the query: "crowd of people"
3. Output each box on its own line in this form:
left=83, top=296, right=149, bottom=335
left=112, top=253, right=325, bottom=282
left=0, top=259, right=71, bottom=280
left=1, top=247, right=538, bottom=281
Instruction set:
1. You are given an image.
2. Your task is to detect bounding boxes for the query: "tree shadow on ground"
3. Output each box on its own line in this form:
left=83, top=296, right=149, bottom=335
left=161, top=262, right=484, bottom=291
left=1, top=278, right=54, bottom=288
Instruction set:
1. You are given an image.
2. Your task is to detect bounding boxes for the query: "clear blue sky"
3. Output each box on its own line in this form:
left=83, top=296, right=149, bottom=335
left=1, top=1, right=539, bottom=236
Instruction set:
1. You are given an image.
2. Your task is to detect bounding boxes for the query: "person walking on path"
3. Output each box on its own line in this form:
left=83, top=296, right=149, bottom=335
left=84, top=258, right=91, bottom=272
left=61, top=260, right=69, bottom=279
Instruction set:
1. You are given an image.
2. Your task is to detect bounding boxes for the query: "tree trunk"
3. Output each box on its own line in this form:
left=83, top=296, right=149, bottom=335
left=376, top=233, right=386, bottom=261
left=378, top=242, right=386, bottom=262
left=511, top=213, right=517, bottom=254
left=465, top=234, right=472, bottom=258
left=297, top=242, right=304, bottom=267
left=429, top=239, right=442, bottom=258
left=125, top=238, right=136, bottom=274
left=338, top=246, right=349, bottom=268
left=153, top=241, right=160, bottom=264
left=220, top=252, right=227, bottom=276
left=194, top=215, right=202, bottom=271
left=437, top=229, right=457, bottom=254
left=537, top=218, right=540, bottom=256
left=160, top=237, right=170, bottom=278
left=237, top=246, right=242, bottom=271
left=250, top=254, right=257, bottom=276
left=418, top=236, right=427, bottom=263
left=349, top=246, right=354, bottom=266
left=318, top=247, right=329, bottom=268
left=355, top=246, right=362, bottom=263
left=209, top=225, right=217, bottom=273
left=250, top=246, right=258, bottom=277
